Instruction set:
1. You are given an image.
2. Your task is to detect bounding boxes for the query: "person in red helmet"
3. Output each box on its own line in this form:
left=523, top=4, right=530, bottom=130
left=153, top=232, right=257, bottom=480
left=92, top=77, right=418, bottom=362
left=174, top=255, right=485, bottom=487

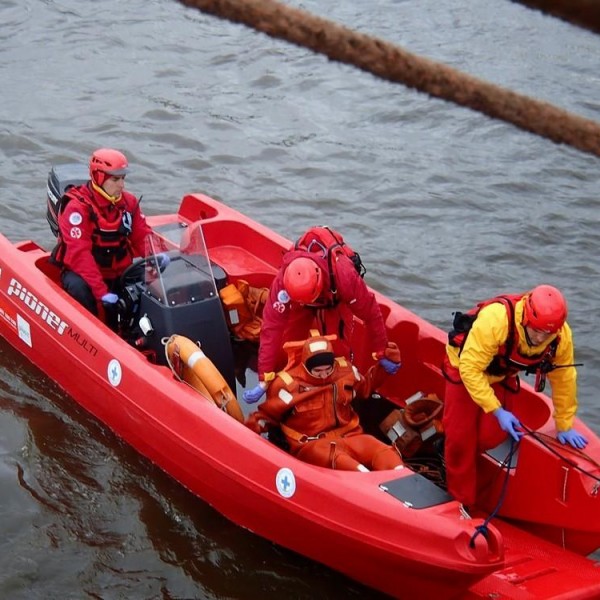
left=245, top=331, right=404, bottom=472
left=242, top=231, right=399, bottom=404
left=54, top=148, right=162, bottom=320
left=283, top=256, right=323, bottom=304
left=442, top=284, right=588, bottom=508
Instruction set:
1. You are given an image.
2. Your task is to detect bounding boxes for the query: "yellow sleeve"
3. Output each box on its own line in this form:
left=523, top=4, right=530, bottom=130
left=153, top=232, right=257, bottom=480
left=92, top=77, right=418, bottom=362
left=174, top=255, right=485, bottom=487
left=458, top=303, right=510, bottom=413
left=547, top=322, right=578, bottom=431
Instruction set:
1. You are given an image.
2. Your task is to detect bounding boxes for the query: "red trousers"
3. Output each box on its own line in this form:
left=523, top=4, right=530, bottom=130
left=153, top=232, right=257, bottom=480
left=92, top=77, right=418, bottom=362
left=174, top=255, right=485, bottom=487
left=443, top=375, right=516, bottom=506
left=294, top=433, right=403, bottom=471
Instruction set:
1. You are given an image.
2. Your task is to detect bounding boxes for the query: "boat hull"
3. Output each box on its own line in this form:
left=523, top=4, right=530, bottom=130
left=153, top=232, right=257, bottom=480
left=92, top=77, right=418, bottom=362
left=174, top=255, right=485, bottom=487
left=0, top=191, right=599, bottom=599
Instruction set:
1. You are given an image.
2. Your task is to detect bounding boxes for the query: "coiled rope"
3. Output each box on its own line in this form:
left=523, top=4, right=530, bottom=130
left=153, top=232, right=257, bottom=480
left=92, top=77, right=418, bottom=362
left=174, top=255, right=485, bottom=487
left=177, top=0, right=600, bottom=159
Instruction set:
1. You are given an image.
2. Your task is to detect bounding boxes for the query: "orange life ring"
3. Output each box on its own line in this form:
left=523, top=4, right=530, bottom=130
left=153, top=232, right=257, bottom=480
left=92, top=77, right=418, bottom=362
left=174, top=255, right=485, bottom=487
left=164, top=334, right=244, bottom=423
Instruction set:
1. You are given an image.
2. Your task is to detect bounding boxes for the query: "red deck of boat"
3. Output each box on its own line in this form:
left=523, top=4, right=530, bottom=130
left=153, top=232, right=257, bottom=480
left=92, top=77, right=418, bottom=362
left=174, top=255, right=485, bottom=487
left=0, top=190, right=598, bottom=599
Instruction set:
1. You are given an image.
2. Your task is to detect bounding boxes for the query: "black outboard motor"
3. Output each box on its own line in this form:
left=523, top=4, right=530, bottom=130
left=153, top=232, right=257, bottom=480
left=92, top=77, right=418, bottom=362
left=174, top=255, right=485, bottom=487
left=120, top=251, right=236, bottom=393
left=46, top=163, right=88, bottom=236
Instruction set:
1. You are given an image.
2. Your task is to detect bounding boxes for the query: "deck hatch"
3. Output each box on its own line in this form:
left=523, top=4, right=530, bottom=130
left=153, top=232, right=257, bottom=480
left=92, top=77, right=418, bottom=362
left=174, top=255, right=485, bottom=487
left=380, top=474, right=452, bottom=508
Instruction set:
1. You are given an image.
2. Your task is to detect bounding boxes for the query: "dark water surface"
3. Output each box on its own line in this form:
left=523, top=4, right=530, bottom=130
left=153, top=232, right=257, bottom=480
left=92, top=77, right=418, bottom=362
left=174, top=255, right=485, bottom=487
left=1, top=0, right=599, bottom=598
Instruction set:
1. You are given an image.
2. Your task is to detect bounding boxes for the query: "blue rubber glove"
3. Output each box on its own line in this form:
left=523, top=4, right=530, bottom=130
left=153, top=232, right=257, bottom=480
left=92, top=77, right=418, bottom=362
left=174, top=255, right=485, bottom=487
left=557, top=428, right=588, bottom=449
left=156, top=253, right=170, bottom=269
left=101, top=293, right=119, bottom=304
left=379, top=357, right=401, bottom=375
left=494, top=407, right=523, bottom=442
left=243, top=383, right=266, bottom=404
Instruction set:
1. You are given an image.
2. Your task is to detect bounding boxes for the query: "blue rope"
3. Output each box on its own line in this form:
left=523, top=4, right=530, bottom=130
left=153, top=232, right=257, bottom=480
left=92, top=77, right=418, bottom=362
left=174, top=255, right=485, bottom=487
left=468, top=425, right=600, bottom=547
left=469, top=436, right=518, bottom=548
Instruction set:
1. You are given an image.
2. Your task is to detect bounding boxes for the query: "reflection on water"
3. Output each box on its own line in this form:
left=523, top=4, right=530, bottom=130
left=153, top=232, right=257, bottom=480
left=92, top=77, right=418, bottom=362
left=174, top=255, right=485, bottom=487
left=0, top=339, right=382, bottom=599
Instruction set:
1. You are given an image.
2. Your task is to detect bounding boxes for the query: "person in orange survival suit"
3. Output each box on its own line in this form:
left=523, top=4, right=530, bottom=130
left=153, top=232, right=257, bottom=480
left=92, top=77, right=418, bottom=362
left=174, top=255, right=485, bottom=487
left=54, top=148, right=167, bottom=319
left=245, top=331, right=404, bottom=471
left=442, top=284, right=588, bottom=508
left=243, top=243, right=399, bottom=404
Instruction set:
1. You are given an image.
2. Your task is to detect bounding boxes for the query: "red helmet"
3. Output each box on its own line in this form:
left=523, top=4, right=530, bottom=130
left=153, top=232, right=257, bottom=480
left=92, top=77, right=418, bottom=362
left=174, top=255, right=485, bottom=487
left=283, top=257, right=323, bottom=304
left=523, top=285, right=567, bottom=333
left=89, top=148, right=129, bottom=187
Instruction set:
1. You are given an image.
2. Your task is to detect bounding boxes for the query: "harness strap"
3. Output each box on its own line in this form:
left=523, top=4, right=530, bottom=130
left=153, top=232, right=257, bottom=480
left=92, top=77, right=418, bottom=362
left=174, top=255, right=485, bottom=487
left=328, top=441, right=338, bottom=468
left=336, top=356, right=348, bottom=368
left=280, top=413, right=360, bottom=444
left=278, top=371, right=294, bottom=385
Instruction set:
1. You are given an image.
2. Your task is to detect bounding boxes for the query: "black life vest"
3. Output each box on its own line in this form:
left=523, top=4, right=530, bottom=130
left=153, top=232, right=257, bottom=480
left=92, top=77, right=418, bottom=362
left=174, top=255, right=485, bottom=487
left=52, top=184, right=136, bottom=270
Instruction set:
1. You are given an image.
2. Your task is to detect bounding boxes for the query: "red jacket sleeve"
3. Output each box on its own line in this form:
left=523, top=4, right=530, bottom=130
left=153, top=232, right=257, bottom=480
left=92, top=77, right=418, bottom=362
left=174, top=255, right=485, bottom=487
left=334, top=257, right=388, bottom=356
left=59, top=198, right=109, bottom=300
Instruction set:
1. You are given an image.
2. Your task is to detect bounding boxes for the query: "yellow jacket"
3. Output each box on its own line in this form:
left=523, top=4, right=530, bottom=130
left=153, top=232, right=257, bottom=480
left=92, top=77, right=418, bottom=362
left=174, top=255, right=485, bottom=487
left=446, top=297, right=578, bottom=431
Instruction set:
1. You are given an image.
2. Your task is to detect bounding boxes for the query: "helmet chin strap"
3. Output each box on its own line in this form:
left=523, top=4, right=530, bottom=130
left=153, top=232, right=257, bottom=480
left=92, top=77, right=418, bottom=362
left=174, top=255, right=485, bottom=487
left=523, top=326, right=535, bottom=347
left=521, top=315, right=539, bottom=348
left=92, top=181, right=122, bottom=204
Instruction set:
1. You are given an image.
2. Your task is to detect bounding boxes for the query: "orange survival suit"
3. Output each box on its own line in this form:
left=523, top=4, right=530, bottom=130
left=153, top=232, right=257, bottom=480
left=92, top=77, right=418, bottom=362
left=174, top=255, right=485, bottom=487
left=246, top=332, right=403, bottom=471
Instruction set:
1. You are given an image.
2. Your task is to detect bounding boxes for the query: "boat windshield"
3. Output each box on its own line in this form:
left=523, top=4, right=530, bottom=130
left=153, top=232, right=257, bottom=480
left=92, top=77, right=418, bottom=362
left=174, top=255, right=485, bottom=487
left=143, top=222, right=219, bottom=307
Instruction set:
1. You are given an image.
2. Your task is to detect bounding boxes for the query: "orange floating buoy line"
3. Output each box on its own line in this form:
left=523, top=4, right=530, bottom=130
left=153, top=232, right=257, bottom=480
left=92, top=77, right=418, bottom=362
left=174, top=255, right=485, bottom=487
left=176, top=0, right=600, bottom=159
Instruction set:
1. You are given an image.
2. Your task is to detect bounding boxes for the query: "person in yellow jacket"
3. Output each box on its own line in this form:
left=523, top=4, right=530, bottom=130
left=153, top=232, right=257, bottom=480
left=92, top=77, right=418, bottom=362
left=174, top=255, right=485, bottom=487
left=245, top=331, right=403, bottom=471
left=442, top=284, right=588, bottom=507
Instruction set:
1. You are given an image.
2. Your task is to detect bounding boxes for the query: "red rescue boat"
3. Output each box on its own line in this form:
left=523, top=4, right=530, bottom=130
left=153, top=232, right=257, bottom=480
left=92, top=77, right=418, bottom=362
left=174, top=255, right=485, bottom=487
left=0, top=164, right=597, bottom=599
